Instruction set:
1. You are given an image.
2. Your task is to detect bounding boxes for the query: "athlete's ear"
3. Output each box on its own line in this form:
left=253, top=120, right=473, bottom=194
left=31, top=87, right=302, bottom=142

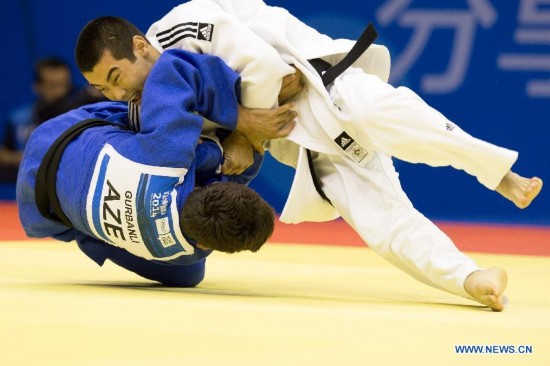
left=196, top=243, right=210, bottom=251
left=132, top=35, right=149, bottom=55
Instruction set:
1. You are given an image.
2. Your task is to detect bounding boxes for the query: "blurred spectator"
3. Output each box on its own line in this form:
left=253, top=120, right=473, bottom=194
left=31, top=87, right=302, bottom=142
left=0, top=56, right=105, bottom=183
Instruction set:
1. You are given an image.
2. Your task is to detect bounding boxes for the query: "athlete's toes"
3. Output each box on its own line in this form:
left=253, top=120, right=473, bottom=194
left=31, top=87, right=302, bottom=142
left=525, top=178, right=543, bottom=201
left=528, top=178, right=543, bottom=195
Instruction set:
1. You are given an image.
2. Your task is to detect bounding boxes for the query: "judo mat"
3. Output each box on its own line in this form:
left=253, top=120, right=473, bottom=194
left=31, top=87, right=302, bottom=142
left=1, top=202, right=550, bottom=366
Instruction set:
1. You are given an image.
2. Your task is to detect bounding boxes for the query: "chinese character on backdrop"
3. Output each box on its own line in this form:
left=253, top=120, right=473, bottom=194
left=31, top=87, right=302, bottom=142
left=497, top=0, right=550, bottom=98
left=377, top=0, right=497, bottom=94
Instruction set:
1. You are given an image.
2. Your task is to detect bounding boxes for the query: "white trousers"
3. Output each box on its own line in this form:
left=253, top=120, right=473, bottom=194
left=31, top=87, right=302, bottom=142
left=312, top=150, right=478, bottom=298
left=330, top=68, right=518, bottom=190
left=305, top=69, right=519, bottom=299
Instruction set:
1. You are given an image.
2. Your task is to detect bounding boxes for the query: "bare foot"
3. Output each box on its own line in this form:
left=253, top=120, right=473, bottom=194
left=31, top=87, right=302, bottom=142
left=464, top=267, right=508, bottom=311
left=496, top=171, right=543, bottom=209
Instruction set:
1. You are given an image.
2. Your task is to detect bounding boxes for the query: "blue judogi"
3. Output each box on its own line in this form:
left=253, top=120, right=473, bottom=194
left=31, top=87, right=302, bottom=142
left=17, top=50, right=259, bottom=286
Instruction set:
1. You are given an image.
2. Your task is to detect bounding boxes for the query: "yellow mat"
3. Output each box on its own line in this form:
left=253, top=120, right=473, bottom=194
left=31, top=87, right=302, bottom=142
left=1, top=240, right=549, bottom=366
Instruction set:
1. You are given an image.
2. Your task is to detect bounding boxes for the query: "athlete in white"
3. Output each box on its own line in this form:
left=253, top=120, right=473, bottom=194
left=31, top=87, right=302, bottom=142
left=80, top=1, right=543, bottom=310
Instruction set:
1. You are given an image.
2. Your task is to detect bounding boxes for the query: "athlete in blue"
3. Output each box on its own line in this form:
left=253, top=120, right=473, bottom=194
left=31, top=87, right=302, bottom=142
left=16, top=50, right=276, bottom=287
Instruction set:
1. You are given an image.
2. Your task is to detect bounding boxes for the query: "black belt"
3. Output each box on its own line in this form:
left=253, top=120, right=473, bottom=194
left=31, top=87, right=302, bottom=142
left=35, top=118, right=120, bottom=227
left=313, top=22, right=378, bottom=86
left=306, top=23, right=378, bottom=204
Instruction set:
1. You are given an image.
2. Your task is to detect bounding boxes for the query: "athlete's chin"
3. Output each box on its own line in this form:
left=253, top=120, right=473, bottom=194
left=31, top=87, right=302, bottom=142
left=130, top=92, right=142, bottom=106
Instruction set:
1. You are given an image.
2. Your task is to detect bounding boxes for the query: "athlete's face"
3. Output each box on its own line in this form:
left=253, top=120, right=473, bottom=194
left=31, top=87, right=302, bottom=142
left=83, top=36, right=159, bottom=105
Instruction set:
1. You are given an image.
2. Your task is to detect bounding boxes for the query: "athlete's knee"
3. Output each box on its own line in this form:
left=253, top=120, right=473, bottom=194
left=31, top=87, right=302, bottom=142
left=159, top=262, right=206, bottom=288
left=160, top=271, right=205, bottom=288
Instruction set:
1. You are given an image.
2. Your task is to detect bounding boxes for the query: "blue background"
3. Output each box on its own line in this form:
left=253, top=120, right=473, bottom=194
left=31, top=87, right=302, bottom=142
left=0, top=0, right=548, bottom=225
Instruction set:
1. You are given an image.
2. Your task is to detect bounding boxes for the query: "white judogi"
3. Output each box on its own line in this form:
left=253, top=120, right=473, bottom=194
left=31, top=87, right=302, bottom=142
left=147, top=0, right=518, bottom=299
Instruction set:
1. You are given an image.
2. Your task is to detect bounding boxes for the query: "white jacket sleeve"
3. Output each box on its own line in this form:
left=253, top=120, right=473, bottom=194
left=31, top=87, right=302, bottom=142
left=146, top=0, right=294, bottom=109
left=209, top=0, right=391, bottom=82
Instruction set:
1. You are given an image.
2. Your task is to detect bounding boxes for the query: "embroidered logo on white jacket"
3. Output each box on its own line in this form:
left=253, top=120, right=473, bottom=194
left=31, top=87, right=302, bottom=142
left=198, top=23, right=213, bottom=41
left=156, top=22, right=215, bottom=49
left=334, top=132, right=369, bottom=163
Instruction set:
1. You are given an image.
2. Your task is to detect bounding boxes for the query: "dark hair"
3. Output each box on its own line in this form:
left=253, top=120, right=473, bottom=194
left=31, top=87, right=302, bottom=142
left=180, top=182, right=275, bottom=253
left=33, top=57, right=70, bottom=83
left=75, top=16, right=145, bottom=72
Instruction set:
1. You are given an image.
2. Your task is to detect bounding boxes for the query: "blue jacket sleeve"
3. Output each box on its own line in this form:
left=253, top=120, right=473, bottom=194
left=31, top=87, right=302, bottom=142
left=118, top=49, right=241, bottom=170
left=195, top=140, right=223, bottom=171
